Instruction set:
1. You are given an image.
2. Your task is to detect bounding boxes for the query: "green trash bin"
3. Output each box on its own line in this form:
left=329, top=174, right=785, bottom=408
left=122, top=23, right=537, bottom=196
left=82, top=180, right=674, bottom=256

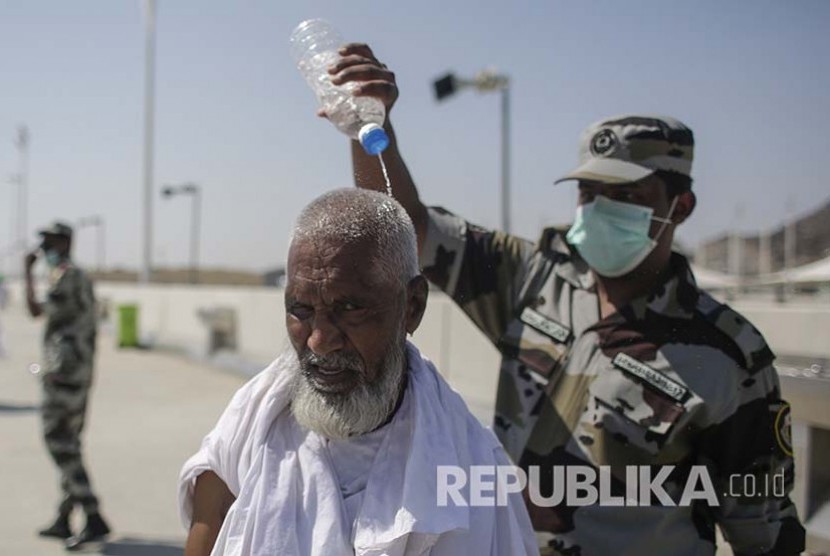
left=117, top=304, right=139, bottom=348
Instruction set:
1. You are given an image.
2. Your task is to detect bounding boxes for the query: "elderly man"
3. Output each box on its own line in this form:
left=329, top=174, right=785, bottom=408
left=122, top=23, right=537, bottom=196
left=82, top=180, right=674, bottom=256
left=179, top=189, right=538, bottom=556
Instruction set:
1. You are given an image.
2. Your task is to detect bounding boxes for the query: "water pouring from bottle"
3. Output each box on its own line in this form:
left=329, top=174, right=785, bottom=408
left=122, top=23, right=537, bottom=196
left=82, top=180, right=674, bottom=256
left=378, top=154, right=392, bottom=196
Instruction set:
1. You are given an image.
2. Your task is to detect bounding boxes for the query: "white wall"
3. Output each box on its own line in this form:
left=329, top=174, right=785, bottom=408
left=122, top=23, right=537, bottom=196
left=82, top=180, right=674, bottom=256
left=733, top=301, right=830, bottom=359
left=98, top=283, right=286, bottom=365
left=91, top=283, right=830, bottom=424
left=95, top=284, right=830, bottom=365
left=95, top=283, right=502, bottom=422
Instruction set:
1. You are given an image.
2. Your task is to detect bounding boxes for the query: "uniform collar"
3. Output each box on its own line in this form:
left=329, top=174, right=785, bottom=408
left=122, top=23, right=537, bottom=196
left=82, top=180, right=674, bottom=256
left=539, top=226, right=596, bottom=290
left=539, top=227, right=699, bottom=321
left=620, top=253, right=700, bottom=321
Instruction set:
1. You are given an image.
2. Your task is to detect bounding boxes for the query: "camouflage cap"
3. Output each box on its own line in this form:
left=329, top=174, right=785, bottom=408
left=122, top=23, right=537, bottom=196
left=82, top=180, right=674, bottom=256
left=38, top=221, right=73, bottom=238
left=554, top=114, right=694, bottom=185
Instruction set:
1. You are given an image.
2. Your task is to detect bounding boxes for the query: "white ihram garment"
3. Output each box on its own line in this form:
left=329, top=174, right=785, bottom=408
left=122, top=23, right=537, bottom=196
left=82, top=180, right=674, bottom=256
left=178, top=342, right=538, bottom=556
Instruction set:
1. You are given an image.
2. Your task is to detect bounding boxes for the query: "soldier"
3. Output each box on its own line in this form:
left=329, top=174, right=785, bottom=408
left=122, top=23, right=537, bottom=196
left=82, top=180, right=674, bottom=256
left=331, top=43, right=806, bottom=555
left=24, top=221, right=111, bottom=550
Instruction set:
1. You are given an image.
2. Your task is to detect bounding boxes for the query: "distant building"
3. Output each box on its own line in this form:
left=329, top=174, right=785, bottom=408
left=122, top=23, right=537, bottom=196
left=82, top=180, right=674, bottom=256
left=262, top=267, right=286, bottom=287
left=697, top=199, right=830, bottom=275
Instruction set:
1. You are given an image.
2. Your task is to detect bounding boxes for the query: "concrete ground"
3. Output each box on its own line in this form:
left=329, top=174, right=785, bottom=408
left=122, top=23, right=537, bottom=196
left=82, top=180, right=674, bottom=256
left=0, top=304, right=246, bottom=555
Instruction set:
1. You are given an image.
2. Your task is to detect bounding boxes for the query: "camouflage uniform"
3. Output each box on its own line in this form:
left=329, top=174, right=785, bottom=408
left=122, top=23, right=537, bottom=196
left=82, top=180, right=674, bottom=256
left=420, top=209, right=805, bottom=555
left=40, top=260, right=101, bottom=516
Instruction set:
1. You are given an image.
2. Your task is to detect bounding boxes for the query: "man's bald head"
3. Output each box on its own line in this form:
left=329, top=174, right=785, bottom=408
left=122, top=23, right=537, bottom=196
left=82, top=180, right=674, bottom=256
left=289, top=188, right=419, bottom=289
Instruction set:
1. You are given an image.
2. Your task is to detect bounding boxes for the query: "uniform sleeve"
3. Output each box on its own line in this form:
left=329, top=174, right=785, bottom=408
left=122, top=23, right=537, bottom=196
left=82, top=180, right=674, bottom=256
left=419, top=206, right=536, bottom=345
left=696, top=364, right=805, bottom=556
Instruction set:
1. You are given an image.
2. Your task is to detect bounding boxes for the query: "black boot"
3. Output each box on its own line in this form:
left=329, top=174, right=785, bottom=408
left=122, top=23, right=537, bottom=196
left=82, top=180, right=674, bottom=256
left=37, top=513, right=72, bottom=539
left=64, top=512, right=110, bottom=551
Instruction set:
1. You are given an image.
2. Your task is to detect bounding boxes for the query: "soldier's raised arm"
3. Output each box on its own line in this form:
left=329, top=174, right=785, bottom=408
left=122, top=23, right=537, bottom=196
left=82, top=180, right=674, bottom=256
left=24, top=250, right=44, bottom=317
left=331, top=42, right=536, bottom=344
left=327, top=43, right=428, bottom=253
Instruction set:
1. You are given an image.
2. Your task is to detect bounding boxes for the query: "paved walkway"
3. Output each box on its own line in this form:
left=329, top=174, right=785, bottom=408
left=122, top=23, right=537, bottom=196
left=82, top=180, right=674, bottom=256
left=0, top=305, right=246, bottom=555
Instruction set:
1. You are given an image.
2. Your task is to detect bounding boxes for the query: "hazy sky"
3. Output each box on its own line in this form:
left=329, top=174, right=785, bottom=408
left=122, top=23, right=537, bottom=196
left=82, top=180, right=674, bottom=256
left=1, top=1, right=828, bottom=272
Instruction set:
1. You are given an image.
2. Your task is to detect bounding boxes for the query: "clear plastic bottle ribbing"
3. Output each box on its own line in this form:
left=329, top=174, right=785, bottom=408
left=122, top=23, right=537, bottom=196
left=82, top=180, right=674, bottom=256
left=290, top=19, right=389, bottom=155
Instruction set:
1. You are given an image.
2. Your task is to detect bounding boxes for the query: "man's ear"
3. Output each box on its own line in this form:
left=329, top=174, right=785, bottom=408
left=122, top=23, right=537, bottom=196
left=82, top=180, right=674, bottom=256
left=672, top=191, right=696, bottom=225
left=404, top=275, right=428, bottom=335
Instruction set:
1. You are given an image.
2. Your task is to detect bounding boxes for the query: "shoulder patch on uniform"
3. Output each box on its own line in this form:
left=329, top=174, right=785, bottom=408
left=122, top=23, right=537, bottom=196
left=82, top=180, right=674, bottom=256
left=773, top=402, right=793, bottom=456
left=520, top=307, right=571, bottom=343
left=612, top=353, right=688, bottom=403
left=695, top=292, right=775, bottom=374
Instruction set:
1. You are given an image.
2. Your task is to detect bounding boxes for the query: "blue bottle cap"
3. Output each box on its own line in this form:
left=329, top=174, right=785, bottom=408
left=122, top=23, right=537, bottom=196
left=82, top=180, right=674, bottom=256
left=358, top=124, right=389, bottom=155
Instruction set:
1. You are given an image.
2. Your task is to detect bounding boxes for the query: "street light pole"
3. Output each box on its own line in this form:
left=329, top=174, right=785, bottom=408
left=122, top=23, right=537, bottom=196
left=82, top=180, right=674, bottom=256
left=7, top=176, right=19, bottom=274
left=500, top=86, right=510, bottom=235
left=78, top=216, right=105, bottom=273
left=15, top=126, right=29, bottom=257
left=433, top=70, right=511, bottom=233
left=141, top=0, right=156, bottom=284
left=162, top=183, right=201, bottom=284
left=100, top=217, right=106, bottom=273
left=190, top=187, right=201, bottom=285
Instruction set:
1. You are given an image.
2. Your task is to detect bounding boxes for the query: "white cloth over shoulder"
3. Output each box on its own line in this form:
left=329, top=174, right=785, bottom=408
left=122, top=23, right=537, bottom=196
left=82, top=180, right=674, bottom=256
left=178, top=342, right=538, bottom=556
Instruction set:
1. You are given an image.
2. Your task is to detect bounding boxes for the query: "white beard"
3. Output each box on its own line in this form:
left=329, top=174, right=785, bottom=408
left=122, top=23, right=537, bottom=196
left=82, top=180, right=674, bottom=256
left=289, top=331, right=407, bottom=440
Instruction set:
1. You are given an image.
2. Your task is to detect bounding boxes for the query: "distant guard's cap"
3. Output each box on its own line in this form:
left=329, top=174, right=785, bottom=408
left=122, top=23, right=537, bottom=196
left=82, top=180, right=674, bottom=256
left=38, top=221, right=73, bottom=239
left=555, top=114, right=694, bottom=185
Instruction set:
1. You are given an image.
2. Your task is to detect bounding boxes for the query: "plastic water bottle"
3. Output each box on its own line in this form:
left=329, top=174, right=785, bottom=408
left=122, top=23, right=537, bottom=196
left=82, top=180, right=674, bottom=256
left=290, top=19, right=390, bottom=155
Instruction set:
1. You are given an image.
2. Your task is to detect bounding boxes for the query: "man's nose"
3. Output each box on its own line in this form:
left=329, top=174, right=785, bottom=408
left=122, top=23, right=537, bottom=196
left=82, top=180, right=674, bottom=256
left=306, top=311, right=345, bottom=356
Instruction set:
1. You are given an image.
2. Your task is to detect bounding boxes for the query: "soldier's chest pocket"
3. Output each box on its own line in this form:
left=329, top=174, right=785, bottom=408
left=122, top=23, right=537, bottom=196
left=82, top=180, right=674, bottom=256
left=587, top=353, right=702, bottom=456
left=497, top=306, right=572, bottom=384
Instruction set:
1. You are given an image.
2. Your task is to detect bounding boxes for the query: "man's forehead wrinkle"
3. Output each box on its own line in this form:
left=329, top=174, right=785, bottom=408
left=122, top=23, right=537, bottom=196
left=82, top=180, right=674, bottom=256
left=289, top=236, right=386, bottom=305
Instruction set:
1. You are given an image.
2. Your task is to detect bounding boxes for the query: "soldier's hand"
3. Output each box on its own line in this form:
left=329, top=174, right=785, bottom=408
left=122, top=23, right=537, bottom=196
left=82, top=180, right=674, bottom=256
left=24, top=250, right=38, bottom=270
left=320, top=43, right=398, bottom=119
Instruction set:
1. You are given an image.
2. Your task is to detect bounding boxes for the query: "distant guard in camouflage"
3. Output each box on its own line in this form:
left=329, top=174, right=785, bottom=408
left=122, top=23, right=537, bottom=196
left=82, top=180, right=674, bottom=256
left=24, top=221, right=111, bottom=550
left=337, top=41, right=806, bottom=556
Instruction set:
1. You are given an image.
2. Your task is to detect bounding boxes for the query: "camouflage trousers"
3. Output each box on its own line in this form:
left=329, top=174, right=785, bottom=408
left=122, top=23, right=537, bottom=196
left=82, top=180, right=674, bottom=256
left=41, top=379, right=100, bottom=515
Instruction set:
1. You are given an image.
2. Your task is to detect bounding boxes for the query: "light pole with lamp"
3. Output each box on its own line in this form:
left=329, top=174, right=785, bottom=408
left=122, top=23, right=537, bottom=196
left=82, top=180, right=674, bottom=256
left=7, top=175, right=20, bottom=276
left=161, top=183, right=201, bottom=284
left=141, top=0, right=156, bottom=284
left=6, top=126, right=29, bottom=278
left=433, top=70, right=511, bottom=233
left=14, top=125, right=29, bottom=256
left=77, top=215, right=106, bottom=273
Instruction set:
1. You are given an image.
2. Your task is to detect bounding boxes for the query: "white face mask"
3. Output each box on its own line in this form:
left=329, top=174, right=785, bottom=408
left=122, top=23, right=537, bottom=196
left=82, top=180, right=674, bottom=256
left=566, top=195, right=678, bottom=278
